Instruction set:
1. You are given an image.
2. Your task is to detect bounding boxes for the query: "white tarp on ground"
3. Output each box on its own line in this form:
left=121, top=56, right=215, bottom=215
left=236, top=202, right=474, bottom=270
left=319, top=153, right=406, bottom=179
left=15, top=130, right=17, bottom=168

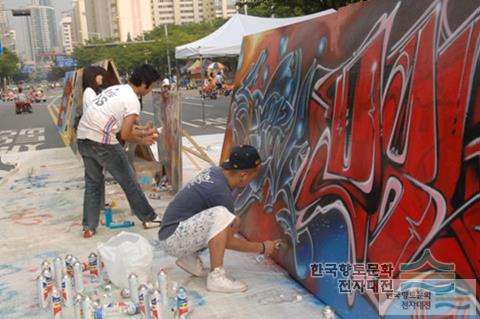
left=175, top=11, right=336, bottom=59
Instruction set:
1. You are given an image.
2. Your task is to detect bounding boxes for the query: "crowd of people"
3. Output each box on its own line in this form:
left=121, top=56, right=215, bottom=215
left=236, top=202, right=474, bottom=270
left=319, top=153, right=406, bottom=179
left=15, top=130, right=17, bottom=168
left=77, top=63, right=280, bottom=293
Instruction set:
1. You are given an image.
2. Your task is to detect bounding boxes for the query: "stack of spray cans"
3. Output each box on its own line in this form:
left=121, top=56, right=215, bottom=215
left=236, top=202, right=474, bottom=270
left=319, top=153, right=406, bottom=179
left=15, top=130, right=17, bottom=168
left=37, top=255, right=188, bottom=318
left=121, top=270, right=173, bottom=319
left=36, top=252, right=108, bottom=318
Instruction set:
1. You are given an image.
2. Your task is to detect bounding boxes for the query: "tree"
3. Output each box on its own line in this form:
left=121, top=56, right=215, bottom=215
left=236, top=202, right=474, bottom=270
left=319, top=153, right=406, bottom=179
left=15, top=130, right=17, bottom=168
left=236, top=0, right=364, bottom=17
left=71, top=19, right=228, bottom=75
left=0, top=48, right=19, bottom=89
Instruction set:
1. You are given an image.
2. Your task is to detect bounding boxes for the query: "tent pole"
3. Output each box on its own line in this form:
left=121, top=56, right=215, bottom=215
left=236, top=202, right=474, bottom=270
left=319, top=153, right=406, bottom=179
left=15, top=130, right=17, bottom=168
left=200, top=55, right=206, bottom=126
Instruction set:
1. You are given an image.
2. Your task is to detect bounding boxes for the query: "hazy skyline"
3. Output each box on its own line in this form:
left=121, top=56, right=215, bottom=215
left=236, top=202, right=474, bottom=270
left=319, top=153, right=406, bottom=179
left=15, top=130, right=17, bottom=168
left=4, top=0, right=72, bottom=60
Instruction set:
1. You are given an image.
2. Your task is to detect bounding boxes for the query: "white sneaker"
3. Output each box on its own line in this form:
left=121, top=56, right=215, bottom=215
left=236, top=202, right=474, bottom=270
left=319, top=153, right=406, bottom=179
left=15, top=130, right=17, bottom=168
left=207, top=267, right=248, bottom=293
left=176, top=252, right=209, bottom=277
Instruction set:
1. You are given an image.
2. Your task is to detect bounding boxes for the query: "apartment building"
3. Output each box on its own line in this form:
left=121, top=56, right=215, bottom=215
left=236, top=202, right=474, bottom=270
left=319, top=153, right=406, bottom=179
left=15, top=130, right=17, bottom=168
left=151, top=0, right=237, bottom=26
left=60, top=15, right=73, bottom=55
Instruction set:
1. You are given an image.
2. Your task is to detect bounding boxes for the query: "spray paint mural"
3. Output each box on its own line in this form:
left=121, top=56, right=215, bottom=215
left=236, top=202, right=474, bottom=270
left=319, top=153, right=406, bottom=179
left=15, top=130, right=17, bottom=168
left=222, top=0, right=479, bottom=317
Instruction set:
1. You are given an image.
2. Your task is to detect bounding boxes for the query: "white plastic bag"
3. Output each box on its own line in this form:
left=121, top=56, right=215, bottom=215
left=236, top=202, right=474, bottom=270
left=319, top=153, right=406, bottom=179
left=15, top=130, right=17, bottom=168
left=97, top=231, right=153, bottom=289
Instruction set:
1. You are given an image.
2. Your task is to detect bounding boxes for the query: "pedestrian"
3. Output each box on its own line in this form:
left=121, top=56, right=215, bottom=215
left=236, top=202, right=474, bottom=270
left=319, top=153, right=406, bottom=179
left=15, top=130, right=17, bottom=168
left=158, top=144, right=281, bottom=293
left=80, top=65, right=110, bottom=212
left=76, top=64, right=162, bottom=238
left=214, top=71, right=224, bottom=90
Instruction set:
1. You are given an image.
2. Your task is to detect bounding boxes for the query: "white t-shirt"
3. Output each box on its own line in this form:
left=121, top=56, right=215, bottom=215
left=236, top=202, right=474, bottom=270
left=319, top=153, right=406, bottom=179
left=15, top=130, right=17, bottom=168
left=82, top=87, right=97, bottom=113
left=77, top=84, right=140, bottom=144
left=215, top=74, right=223, bottom=84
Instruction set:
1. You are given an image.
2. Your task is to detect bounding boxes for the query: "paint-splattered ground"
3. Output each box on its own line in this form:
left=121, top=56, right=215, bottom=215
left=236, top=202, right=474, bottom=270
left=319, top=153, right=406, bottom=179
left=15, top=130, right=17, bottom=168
left=0, top=135, right=327, bottom=318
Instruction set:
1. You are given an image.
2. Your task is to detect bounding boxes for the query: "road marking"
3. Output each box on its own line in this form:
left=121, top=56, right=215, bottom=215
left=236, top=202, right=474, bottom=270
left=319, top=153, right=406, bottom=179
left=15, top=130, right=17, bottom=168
left=182, top=121, right=202, bottom=128
left=183, top=101, right=215, bottom=108
left=141, top=111, right=203, bottom=128
left=0, top=128, right=45, bottom=155
left=47, top=95, right=62, bottom=126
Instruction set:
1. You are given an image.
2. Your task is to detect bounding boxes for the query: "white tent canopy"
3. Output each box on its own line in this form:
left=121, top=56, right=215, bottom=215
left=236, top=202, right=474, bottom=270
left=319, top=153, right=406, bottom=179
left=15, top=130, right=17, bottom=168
left=175, top=11, right=336, bottom=59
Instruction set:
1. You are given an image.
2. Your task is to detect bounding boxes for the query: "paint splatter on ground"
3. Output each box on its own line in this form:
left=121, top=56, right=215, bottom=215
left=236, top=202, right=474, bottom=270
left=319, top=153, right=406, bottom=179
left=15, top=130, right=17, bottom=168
left=0, top=144, right=327, bottom=318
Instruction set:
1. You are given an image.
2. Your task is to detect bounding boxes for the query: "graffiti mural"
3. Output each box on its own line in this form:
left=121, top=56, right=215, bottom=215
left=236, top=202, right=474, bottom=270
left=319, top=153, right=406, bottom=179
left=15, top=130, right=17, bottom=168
left=57, top=71, right=76, bottom=131
left=222, top=0, right=479, bottom=317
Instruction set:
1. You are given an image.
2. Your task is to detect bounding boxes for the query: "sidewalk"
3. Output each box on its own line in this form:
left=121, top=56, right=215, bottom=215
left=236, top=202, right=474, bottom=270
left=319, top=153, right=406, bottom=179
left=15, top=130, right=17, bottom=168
left=0, top=134, right=326, bottom=318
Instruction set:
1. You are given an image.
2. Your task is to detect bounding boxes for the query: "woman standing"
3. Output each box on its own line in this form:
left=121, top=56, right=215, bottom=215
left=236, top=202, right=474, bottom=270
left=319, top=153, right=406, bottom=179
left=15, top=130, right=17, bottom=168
left=82, top=66, right=108, bottom=113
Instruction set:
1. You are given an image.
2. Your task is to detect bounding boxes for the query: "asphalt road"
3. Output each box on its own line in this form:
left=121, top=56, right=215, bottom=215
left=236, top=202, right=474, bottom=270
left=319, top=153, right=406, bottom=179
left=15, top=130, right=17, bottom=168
left=0, top=88, right=231, bottom=156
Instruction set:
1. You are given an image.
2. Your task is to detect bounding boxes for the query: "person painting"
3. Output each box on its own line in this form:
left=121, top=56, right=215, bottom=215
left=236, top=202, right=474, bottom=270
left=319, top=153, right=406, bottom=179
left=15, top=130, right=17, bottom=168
left=77, top=64, right=162, bottom=238
left=159, top=144, right=281, bottom=293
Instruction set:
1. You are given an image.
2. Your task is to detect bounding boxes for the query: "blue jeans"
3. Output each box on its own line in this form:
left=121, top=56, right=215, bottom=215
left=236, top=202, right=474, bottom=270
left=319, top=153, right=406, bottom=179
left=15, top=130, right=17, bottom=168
left=77, top=139, right=156, bottom=231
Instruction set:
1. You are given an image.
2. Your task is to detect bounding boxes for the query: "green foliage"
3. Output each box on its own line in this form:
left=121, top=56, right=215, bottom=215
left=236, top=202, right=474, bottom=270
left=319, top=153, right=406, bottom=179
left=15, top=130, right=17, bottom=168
left=237, top=0, right=364, bottom=17
left=47, top=66, right=76, bottom=81
left=0, top=48, right=19, bottom=79
left=71, top=19, right=227, bottom=75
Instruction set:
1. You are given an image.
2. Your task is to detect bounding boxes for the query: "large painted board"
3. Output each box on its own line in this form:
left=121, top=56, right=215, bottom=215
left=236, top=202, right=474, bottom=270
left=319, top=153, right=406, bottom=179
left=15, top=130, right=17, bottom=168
left=57, top=71, right=76, bottom=132
left=222, top=0, right=480, bottom=317
left=153, top=89, right=182, bottom=192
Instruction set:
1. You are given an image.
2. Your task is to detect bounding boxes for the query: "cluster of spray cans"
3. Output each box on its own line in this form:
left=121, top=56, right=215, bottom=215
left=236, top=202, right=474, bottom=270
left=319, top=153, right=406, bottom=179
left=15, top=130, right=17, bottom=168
left=38, top=255, right=189, bottom=318
left=121, top=269, right=189, bottom=319
left=37, top=252, right=108, bottom=318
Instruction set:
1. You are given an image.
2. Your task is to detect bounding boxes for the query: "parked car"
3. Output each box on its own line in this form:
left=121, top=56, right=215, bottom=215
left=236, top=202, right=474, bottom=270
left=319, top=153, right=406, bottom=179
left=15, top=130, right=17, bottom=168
left=30, top=89, right=47, bottom=102
left=2, top=91, right=17, bottom=101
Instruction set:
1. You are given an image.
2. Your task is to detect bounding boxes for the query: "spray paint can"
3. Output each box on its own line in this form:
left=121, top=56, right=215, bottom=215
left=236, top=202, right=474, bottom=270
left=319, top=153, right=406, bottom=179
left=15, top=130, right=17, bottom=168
left=104, top=204, right=112, bottom=227
left=73, top=262, right=84, bottom=293
left=97, top=253, right=109, bottom=284
left=157, top=269, right=168, bottom=307
left=43, top=268, right=54, bottom=295
left=74, top=293, right=83, bottom=319
left=150, top=289, right=162, bottom=319
left=138, top=284, right=151, bottom=319
left=82, top=295, right=94, bottom=319
left=61, top=274, right=73, bottom=307
left=128, top=273, right=139, bottom=304
left=50, top=286, right=63, bottom=319
left=65, top=256, right=76, bottom=277
left=53, top=257, right=64, bottom=286
left=120, top=288, right=130, bottom=299
left=94, top=301, right=139, bottom=318
left=41, top=259, right=52, bottom=272
left=37, top=275, right=49, bottom=309
left=176, top=287, right=188, bottom=319
left=321, top=305, right=335, bottom=319
left=66, top=256, right=78, bottom=278
left=88, top=252, right=99, bottom=282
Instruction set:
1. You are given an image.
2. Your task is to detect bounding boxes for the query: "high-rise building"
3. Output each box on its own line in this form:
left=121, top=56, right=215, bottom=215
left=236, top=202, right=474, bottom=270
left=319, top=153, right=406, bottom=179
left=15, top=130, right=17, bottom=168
left=215, top=0, right=237, bottom=19
left=72, top=0, right=153, bottom=44
left=27, top=0, right=60, bottom=62
left=113, top=0, right=153, bottom=42
left=0, top=0, right=11, bottom=52
left=60, top=14, right=73, bottom=55
left=71, top=0, right=89, bottom=46
left=84, top=0, right=115, bottom=40
left=150, top=0, right=237, bottom=26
